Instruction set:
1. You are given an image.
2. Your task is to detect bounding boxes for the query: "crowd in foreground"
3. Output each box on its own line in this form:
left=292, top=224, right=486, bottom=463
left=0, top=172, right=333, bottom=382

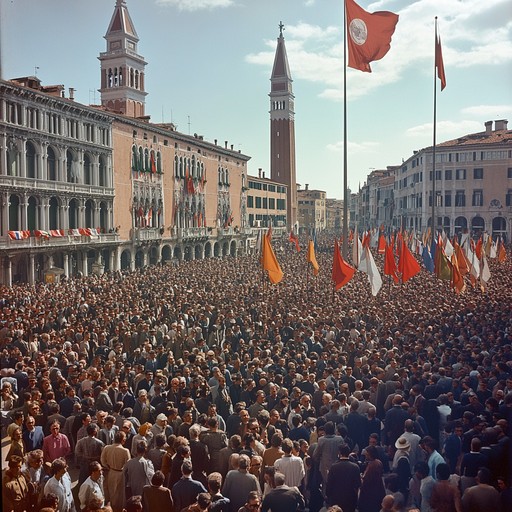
left=1, top=237, right=512, bottom=512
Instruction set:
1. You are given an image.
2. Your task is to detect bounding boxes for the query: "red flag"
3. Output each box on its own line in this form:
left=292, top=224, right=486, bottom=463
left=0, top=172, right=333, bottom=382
left=150, top=152, right=156, bottom=173
left=289, top=230, right=300, bottom=252
left=332, top=240, right=355, bottom=290
left=475, top=237, right=483, bottom=259
left=436, top=32, right=446, bottom=91
left=384, top=241, right=399, bottom=283
left=377, top=234, right=386, bottom=254
left=345, top=0, right=399, bottom=73
left=401, top=243, right=421, bottom=283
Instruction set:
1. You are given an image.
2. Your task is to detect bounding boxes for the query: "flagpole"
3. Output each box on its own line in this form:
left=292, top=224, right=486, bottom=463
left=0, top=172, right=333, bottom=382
left=342, top=0, right=349, bottom=259
left=431, top=17, right=438, bottom=249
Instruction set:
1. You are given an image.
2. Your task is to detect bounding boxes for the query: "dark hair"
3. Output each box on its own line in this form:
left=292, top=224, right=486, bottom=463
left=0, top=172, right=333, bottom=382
left=324, top=421, right=335, bottom=436
left=151, top=470, right=165, bottom=486
left=436, top=463, right=450, bottom=481
left=339, top=444, right=351, bottom=457
left=125, top=496, right=143, bottom=512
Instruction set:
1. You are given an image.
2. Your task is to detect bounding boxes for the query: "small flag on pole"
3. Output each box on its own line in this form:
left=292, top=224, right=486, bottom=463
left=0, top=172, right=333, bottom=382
left=435, top=29, right=446, bottom=90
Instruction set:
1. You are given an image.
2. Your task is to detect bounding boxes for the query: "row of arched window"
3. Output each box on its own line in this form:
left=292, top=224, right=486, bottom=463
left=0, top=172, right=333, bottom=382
left=4, top=140, right=109, bottom=186
left=7, top=194, right=111, bottom=231
left=106, top=67, right=144, bottom=90
left=174, top=155, right=205, bottom=180
left=218, top=167, right=230, bottom=186
left=131, top=145, right=162, bottom=174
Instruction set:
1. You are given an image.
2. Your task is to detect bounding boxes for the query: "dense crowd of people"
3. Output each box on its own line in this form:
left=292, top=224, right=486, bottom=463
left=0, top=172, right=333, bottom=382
left=1, top=237, right=511, bottom=512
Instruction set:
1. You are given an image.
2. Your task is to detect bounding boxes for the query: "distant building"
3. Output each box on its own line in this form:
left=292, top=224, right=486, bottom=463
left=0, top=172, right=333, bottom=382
left=350, top=120, right=512, bottom=241
left=0, top=0, right=253, bottom=285
left=269, top=23, right=297, bottom=230
left=325, top=198, right=345, bottom=232
left=392, top=120, right=512, bottom=239
left=297, top=185, right=326, bottom=234
left=0, top=77, right=116, bottom=284
left=246, top=169, right=287, bottom=231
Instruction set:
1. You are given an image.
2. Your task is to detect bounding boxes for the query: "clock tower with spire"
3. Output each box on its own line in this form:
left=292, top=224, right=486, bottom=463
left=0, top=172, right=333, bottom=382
left=269, top=22, right=297, bottom=229
left=99, top=0, right=147, bottom=118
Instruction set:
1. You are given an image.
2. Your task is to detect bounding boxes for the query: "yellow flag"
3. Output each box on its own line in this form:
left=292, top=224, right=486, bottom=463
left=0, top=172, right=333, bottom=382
left=307, top=240, right=319, bottom=276
left=262, top=232, right=283, bottom=284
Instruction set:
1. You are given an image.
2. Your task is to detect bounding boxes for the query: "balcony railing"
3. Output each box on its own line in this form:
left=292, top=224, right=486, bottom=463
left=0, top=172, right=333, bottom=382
left=0, top=176, right=114, bottom=196
left=0, top=232, right=119, bottom=249
left=132, top=227, right=163, bottom=241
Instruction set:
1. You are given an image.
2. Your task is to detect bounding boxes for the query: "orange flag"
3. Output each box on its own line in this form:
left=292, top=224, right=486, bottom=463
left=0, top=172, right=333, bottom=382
left=454, top=240, right=470, bottom=275
left=307, top=240, right=319, bottom=276
left=384, top=241, right=399, bottom=283
left=332, top=240, right=355, bottom=290
left=261, top=232, right=283, bottom=284
left=451, top=254, right=465, bottom=294
left=401, top=242, right=421, bottom=283
left=498, top=241, right=507, bottom=262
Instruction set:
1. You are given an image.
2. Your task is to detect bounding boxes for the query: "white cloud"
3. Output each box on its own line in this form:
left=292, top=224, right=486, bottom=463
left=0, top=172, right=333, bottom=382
left=461, top=105, right=512, bottom=118
left=246, top=0, right=512, bottom=102
left=304, top=0, right=316, bottom=6
left=155, top=0, right=234, bottom=11
left=327, top=140, right=380, bottom=153
left=405, top=119, right=483, bottom=138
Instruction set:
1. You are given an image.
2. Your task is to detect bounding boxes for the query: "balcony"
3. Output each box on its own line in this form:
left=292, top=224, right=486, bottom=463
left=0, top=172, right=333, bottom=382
left=0, top=176, right=114, bottom=197
left=1, top=232, right=119, bottom=250
left=132, top=227, right=163, bottom=241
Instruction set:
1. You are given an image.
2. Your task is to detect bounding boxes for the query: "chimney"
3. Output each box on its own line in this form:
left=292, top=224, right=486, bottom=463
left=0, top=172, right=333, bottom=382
left=494, top=119, right=508, bottom=131
left=258, top=168, right=262, bottom=178
left=214, top=139, right=217, bottom=145
left=262, top=171, right=265, bottom=179
left=484, top=120, right=492, bottom=135
left=305, top=183, right=309, bottom=191
left=230, top=144, right=234, bottom=150
left=224, top=141, right=228, bottom=149
left=69, top=87, right=75, bottom=101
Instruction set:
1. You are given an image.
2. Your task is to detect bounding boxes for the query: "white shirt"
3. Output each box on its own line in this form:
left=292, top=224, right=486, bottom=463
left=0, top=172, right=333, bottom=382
left=78, top=476, right=104, bottom=510
left=274, top=455, right=305, bottom=488
left=44, top=473, right=74, bottom=512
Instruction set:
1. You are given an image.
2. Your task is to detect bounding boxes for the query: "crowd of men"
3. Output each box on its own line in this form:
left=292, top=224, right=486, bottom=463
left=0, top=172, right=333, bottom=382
left=1, top=239, right=512, bottom=512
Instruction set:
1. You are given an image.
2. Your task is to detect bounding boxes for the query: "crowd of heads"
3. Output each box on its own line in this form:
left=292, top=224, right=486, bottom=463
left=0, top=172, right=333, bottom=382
left=1, top=237, right=512, bottom=512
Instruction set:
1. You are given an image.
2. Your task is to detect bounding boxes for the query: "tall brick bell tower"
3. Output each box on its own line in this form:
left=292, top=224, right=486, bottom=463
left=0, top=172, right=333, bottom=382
left=269, top=22, right=297, bottom=230
left=99, top=0, right=147, bottom=118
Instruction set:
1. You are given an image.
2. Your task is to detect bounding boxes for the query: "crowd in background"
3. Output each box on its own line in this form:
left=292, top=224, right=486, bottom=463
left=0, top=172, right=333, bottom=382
left=1, top=240, right=512, bottom=512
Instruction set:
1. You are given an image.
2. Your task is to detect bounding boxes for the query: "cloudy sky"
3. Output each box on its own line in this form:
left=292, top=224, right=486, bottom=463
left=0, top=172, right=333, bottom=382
left=1, top=0, right=511, bottom=197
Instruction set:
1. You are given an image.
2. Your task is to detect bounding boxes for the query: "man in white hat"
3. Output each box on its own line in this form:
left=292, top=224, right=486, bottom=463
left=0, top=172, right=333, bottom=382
left=399, top=418, right=423, bottom=471
left=392, top=436, right=411, bottom=470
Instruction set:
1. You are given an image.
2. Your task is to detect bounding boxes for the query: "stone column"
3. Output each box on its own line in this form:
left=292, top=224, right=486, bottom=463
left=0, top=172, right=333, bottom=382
left=20, top=195, right=28, bottom=230
left=81, top=252, right=88, bottom=277
left=5, top=257, right=12, bottom=287
left=20, top=138, right=27, bottom=178
left=28, top=254, right=35, bottom=286
left=62, top=205, right=70, bottom=230
left=1, top=192, right=9, bottom=236
left=63, top=253, right=69, bottom=277
left=41, top=198, right=50, bottom=231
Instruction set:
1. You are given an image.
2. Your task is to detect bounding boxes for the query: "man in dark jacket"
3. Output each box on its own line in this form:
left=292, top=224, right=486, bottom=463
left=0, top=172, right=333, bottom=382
left=171, top=460, right=207, bottom=512
left=261, top=472, right=305, bottom=512
left=325, top=445, right=361, bottom=512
